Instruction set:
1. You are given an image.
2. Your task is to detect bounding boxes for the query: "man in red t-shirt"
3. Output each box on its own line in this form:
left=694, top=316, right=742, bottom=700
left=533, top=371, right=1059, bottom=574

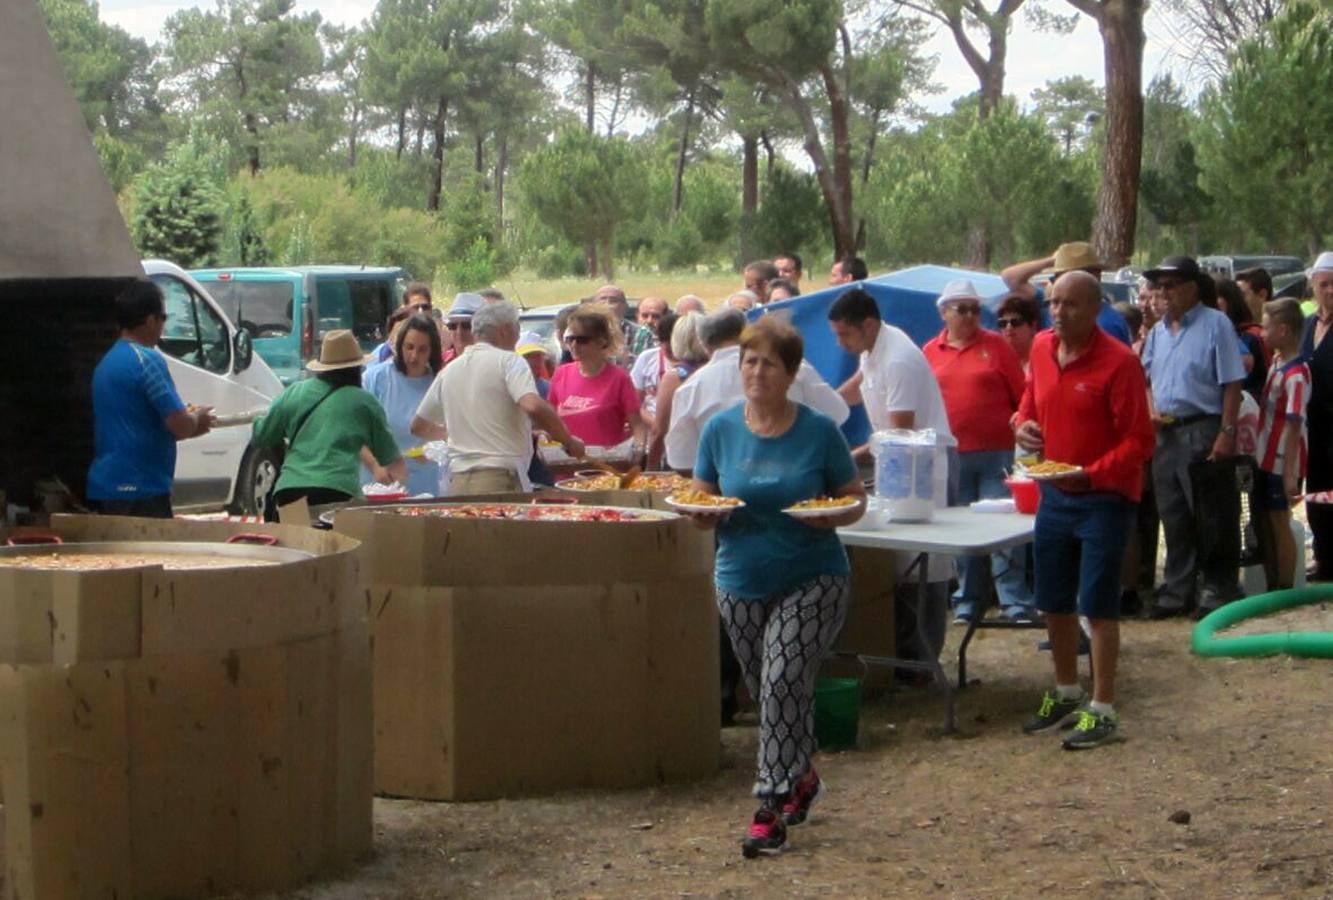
left=1014, top=271, right=1155, bottom=750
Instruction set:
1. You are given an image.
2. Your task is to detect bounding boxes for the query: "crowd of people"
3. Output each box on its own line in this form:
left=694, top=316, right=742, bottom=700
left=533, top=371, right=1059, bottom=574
left=85, top=241, right=1331, bottom=859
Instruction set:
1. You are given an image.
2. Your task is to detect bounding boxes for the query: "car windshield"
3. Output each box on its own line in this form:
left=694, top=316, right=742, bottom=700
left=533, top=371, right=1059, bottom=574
left=205, top=281, right=294, bottom=338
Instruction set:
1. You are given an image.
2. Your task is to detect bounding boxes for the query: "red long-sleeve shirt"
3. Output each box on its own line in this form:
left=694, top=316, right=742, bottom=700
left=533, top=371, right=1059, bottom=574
left=1017, top=328, right=1155, bottom=502
left=924, top=328, right=1026, bottom=453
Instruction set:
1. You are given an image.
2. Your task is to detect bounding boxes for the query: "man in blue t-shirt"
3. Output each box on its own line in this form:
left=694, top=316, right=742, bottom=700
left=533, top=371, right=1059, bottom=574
left=1001, top=241, right=1133, bottom=346
left=87, top=280, right=216, bottom=517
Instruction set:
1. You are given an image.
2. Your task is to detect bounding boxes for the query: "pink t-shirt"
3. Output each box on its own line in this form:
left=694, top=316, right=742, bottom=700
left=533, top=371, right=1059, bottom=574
left=548, top=362, right=641, bottom=446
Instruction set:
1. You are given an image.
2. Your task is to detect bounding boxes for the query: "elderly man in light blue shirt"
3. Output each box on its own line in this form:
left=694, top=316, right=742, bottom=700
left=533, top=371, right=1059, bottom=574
left=1141, top=256, right=1246, bottom=619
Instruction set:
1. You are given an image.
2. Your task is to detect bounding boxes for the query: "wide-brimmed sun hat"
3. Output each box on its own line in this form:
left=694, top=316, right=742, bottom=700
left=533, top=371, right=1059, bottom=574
left=1043, top=241, right=1104, bottom=275
left=306, top=329, right=365, bottom=372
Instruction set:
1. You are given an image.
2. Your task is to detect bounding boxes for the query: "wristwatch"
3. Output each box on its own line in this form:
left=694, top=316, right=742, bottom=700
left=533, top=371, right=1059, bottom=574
left=1220, top=424, right=1237, bottom=437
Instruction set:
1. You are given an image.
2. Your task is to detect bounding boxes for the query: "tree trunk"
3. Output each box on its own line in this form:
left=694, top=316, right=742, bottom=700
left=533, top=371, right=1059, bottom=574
left=396, top=107, right=407, bottom=159
left=1089, top=0, right=1146, bottom=267
left=672, top=92, right=695, bottom=218
left=348, top=101, right=361, bottom=169
left=855, top=108, right=883, bottom=252
left=606, top=75, right=624, bottom=136
left=966, top=224, right=991, bottom=268
left=600, top=236, right=614, bottom=280
left=474, top=133, right=484, bottom=174
left=427, top=94, right=449, bottom=212
left=739, top=132, right=760, bottom=264
left=413, top=116, right=425, bottom=156
left=244, top=110, right=261, bottom=176
left=760, top=131, right=775, bottom=179
left=978, top=26, right=1008, bottom=119
left=585, top=63, right=596, bottom=132
left=495, top=133, right=507, bottom=236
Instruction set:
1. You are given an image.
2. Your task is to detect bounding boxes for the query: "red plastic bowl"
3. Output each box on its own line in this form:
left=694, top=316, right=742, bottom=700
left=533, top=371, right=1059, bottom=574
left=1005, top=478, right=1040, bottom=515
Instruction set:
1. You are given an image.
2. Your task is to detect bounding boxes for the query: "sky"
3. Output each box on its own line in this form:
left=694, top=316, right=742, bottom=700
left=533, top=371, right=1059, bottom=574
left=99, top=0, right=1194, bottom=118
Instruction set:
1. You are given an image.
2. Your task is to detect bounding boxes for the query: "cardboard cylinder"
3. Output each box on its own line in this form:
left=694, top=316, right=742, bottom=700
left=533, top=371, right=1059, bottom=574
left=335, top=502, right=720, bottom=800
left=0, top=516, right=372, bottom=899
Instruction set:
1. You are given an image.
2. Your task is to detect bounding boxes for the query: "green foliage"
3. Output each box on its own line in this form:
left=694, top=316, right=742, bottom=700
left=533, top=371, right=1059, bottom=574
left=447, top=236, right=499, bottom=290
left=519, top=129, right=648, bottom=275
left=1031, top=76, right=1103, bottom=156
left=1196, top=0, right=1333, bottom=254
left=750, top=165, right=829, bottom=263
left=656, top=216, right=705, bottom=269
left=93, top=133, right=146, bottom=194
left=130, top=140, right=226, bottom=267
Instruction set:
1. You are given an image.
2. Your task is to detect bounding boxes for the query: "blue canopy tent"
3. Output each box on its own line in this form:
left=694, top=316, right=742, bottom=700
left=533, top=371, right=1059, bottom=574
left=749, top=265, right=1012, bottom=446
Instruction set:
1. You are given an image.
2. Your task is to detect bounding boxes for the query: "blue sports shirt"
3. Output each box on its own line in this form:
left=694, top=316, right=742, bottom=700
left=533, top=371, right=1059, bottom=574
left=87, top=339, right=186, bottom=500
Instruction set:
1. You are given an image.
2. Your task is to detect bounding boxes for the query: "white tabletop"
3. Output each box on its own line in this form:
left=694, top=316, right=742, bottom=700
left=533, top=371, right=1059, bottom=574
left=838, top=507, right=1035, bottom=556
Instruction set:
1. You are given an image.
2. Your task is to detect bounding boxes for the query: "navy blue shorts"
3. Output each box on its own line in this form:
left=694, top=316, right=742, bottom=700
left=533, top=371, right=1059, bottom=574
left=1033, top=485, right=1135, bottom=620
left=1258, top=469, right=1291, bottom=512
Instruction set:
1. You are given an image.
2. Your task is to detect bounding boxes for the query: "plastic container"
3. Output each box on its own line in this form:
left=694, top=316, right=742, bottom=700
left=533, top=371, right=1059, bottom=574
left=814, top=677, right=862, bottom=750
left=1006, top=477, right=1040, bottom=514
left=871, top=429, right=947, bottom=522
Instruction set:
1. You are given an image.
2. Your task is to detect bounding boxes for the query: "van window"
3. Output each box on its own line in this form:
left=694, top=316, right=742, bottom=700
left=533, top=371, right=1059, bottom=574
left=315, top=277, right=394, bottom=345
left=207, top=281, right=295, bottom=338
left=152, top=274, right=231, bottom=374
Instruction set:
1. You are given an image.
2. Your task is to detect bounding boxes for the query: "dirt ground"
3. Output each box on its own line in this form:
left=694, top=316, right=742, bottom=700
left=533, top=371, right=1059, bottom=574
left=259, top=605, right=1333, bottom=900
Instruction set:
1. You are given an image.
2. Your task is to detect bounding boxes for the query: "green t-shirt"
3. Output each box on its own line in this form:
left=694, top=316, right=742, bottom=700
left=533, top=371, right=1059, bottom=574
left=252, top=378, right=400, bottom=497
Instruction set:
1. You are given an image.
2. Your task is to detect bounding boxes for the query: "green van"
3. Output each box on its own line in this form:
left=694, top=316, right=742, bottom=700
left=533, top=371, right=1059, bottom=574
left=189, top=266, right=409, bottom=384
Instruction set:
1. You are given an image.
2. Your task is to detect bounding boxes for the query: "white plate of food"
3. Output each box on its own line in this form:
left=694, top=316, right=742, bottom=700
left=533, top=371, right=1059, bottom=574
left=665, top=491, right=746, bottom=514
left=1020, top=461, right=1084, bottom=481
left=782, top=496, right=863, bottom=519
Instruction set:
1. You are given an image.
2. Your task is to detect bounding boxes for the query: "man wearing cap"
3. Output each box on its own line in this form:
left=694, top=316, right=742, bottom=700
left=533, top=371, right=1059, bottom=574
left=443, top=292, right=482, bottom=366
left=412, top=301, right=584, bottom=494
left=924, top=279, right=1033, bottom=622
left=1300, top=251, right=1333, bottom=580
left=1141, top=255, right=1246, bottom=618
left=1015, top=271, right=1155, bottom=749
left=1001, top=242, right=1133, bottom=346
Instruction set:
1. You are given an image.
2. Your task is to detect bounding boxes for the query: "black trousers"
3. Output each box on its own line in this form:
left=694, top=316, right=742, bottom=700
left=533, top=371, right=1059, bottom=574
left=95, top=495, right=173, bottom=518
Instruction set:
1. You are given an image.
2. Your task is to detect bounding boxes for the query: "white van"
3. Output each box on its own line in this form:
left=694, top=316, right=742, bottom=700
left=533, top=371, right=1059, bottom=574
left=142, top=260, right=284, bottom=514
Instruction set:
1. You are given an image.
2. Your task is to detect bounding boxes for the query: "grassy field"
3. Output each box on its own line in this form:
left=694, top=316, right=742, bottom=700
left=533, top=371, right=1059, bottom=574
left=488, top=270, right=754, bottom=310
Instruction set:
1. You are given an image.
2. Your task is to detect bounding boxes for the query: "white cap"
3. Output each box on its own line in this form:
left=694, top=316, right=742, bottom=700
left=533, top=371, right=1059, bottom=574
left=1310, top=251, right=1333, bottom=276
left=936, top=278, right=981, bottom=308
left=448, top=292, right=483, bottom=319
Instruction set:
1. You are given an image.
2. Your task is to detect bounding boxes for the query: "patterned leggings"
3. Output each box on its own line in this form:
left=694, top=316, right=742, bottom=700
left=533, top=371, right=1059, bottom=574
left=717, top=574, right=850, bottom=801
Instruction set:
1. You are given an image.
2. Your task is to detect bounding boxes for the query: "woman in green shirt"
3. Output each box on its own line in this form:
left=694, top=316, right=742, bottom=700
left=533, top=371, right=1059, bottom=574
left=252, top=330, right=405, bottom=513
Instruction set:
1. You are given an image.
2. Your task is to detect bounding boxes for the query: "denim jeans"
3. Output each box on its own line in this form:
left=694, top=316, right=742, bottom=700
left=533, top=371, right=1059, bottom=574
left=1033, top=485, right=1135, bottom=619
left=952, top=448, right=1035, bottom=618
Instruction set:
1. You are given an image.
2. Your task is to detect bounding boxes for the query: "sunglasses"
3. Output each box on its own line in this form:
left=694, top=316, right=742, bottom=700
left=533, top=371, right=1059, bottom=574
left=950, top=304, right=982, bottom=316
left=564, top=334, right=594, bottom=345
left=446, top=321, right=472, bottom=331
left=997, top=317, right=1028, bottom=329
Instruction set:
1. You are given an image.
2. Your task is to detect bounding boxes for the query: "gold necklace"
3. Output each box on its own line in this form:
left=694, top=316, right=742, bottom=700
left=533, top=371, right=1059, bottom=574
left=744, top=401, right=792, bottom=435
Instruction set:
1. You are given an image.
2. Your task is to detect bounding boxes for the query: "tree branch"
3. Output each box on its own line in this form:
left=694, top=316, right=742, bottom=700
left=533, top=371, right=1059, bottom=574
left=1063, top=0, right=1103, bottom=21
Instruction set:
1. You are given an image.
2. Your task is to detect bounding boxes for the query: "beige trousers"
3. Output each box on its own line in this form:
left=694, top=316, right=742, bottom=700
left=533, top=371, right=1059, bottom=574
left=449, top=468, right=523, bottom=495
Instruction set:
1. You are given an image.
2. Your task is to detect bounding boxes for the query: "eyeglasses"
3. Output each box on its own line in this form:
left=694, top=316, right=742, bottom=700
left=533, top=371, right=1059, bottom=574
left=950, top=304, right=982, bottom=316
left=997, top=317, right=1028, bottom=329
left=564, top=334, right=594, bottom=345
left=446, top=321, right=472, bottom=331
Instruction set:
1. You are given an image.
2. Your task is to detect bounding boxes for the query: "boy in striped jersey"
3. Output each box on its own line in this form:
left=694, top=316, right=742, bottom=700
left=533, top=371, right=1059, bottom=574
left=1256, top=298, right=1312, bottom=590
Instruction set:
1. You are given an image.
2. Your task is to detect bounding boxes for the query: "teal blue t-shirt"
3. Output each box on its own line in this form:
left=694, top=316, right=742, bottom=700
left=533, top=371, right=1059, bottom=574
left=695, top=403, right=857, bottom=600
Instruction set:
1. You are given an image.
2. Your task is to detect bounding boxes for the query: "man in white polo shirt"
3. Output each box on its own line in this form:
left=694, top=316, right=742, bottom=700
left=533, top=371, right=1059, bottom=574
left=827, top=286, right=958, bottom=669
left=665, top=308, right=849, bottom=473
left=412, top=301, right=583, bottom=494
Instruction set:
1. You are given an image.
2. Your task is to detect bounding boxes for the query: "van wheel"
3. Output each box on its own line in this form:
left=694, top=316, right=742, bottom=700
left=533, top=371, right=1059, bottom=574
left=231, top=445, right=282, bottom=517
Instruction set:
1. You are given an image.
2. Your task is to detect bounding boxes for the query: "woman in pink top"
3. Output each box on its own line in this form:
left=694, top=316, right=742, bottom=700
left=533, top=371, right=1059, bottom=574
left=548, top=305, right=646, bottom=452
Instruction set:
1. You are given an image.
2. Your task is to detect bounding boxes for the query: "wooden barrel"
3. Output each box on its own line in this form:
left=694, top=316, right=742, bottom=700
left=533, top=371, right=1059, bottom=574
left=335, top=502, right=719, bottom=801
left=0, top=515, right=371, bottom=899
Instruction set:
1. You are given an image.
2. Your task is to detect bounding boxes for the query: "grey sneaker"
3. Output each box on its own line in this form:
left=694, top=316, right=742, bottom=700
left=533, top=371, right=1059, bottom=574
left=1061, top=709, right=1121, bottom=750
left=1021, top=689, right=1086, bottom=734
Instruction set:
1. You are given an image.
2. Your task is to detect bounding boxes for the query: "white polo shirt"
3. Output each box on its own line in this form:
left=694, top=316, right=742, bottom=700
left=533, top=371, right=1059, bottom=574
left=665, top=344, right=850, bottom=471
left=861, top=322, right=954, bottom=442
left=415, top=342, right=538, bottom=474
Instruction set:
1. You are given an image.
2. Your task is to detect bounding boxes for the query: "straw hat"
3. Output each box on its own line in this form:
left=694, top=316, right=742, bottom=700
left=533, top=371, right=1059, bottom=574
left=306, top=329, right=366, bottom=372
left=1044, top=241, right=1104, bottom=275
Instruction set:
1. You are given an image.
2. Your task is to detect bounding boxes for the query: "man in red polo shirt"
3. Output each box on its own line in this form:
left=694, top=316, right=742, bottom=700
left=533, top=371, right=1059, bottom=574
left=1014, top=271, right=1155, bottom=749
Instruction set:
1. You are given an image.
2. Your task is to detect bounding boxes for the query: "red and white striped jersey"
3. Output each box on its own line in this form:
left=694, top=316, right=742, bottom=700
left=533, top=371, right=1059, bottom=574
left=1254, top=355, right=1311, bottom=478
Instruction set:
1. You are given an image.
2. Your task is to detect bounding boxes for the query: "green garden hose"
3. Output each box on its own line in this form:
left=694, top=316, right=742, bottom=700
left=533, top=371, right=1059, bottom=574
left=1191, top=584, right=1333, bottom=658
